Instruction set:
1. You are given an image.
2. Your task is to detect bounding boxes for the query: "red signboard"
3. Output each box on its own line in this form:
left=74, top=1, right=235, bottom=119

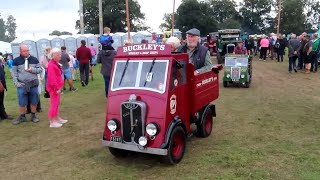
left=116, top=44, right=172, bottom=56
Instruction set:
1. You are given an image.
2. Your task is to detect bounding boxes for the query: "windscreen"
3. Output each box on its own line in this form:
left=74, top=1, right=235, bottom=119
left=111, top=60, right=169, bottom=93
left=225, top=57, right=248, bottom=66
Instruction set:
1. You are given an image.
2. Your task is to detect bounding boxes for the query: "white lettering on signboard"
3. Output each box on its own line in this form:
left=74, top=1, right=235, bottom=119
left=122, top=44, right=166, bottom=53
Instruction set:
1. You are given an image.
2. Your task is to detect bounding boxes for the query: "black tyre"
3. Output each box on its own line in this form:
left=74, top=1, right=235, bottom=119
left=108, top=147, right=129, bottom=158
left=164, top=126, right=186, bottom=165
left=197, top=108, right=213, bottom=138
left=223, top=81, right=228, bottom=87
left=245, top=82, right=250, bottom=88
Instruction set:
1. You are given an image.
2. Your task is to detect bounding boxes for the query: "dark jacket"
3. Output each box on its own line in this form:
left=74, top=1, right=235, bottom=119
left=288, top=39, right=300, bottom=57
left=0, top=65, right=6, bottom=90
left=76, top=45, right=92, bottom=64
left=176, top=43, right=208, bottom=70
left=275, top=39, right=286, bottom=55
left=97, top=50, right=116, bottom=76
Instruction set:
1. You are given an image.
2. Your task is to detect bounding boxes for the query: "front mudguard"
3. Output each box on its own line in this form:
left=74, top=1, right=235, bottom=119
left=160, top=116, right=187, bottom=149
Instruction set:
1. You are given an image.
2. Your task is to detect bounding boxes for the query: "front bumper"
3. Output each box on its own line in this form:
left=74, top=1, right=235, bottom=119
left=102, top=140, right=168, bottom=156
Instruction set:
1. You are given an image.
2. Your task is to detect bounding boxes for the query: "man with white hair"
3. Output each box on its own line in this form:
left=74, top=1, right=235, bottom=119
left=288, top=34, right=300, bottom=73
left=12, top=45, right=43, bottom=125
left=176, top=28, right=212, bottom=75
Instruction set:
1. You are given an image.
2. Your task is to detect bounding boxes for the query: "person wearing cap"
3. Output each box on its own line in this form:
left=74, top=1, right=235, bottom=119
left=176, top=28, right=212, bottom=75
left=233, top=41, right=248, bottom=55
left=302, top=34, right=313, bottom=74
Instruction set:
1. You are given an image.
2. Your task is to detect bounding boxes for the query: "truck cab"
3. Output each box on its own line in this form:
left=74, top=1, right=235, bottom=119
left=102, top=44, right=222, bottom=164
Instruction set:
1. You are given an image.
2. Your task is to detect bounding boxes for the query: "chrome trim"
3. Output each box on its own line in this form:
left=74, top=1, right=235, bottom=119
left=102, top=140, right=167, bottom=155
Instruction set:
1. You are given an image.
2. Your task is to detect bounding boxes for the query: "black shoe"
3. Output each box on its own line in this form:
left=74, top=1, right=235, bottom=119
left=294, top=68, right=298, bottom=73
left=81, top=82, right=85, bottom=87
left=70, top=87, right=78, bottom=92
left=31, top=115, right=39, bottom=123
left=63, top=87, right=66, bottom=91
left=13, top=116, right=26, bottom=125
left=2, top=115, right=13, bottom=120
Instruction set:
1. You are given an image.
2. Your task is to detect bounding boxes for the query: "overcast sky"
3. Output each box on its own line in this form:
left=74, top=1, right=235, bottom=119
left=0, top=0, right=183, bottom=38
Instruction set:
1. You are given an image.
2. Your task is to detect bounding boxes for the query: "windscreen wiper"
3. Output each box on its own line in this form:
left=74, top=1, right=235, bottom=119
left=119, top=58, right=130, bottom=86
left=144, top=58, right=156, bottom=87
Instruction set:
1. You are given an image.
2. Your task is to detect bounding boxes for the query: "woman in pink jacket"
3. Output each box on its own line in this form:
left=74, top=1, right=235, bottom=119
left=259, top=35, right=270, bottom=61
left=46, top=48, right=68, bottom=128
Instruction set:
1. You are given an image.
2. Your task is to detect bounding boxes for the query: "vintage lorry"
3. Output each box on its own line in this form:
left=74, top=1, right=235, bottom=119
left=216, top=29, right=242, bottom=64
left=102, top=44, right=223, bottom=164
left=205, top=32, right=218, bottom=56
left=223, top=54, right=252, bottom=88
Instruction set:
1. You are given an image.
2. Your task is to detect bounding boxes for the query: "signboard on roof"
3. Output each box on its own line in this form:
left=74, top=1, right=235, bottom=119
left=116, top=44, right=172, bottom=57
left=218, top=29, right=241, bottom=34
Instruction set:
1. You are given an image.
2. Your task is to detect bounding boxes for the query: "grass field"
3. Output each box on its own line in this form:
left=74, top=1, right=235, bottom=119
left=0, top=57, right=320, bottom=180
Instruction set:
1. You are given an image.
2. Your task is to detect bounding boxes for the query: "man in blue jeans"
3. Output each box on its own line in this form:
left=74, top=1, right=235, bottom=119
left=12, top=45, right=43, bottom=125
left=97, top=45, right=116, bottom=97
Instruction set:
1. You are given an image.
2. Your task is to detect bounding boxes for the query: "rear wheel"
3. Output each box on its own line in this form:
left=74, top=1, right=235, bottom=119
left=164, top=126, right=186, bottom=164
left=197, top=108, right=213, bottom=137
left=108, top=147, right=129, bottom=158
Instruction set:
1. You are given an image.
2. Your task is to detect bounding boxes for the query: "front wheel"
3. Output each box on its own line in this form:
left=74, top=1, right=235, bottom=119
left=197, top=108, right=213, bottom=137
left=245, top=82, right=250, bottom=88
left=108, top=147, right=129, bottom=158
left=223, top=81, right=228, bottom=87
left=164, top=126, right=186, bottom=165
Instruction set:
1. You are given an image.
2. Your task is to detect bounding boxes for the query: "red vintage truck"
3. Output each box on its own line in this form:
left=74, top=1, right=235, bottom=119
left=102, top=44, right=222, bottom=164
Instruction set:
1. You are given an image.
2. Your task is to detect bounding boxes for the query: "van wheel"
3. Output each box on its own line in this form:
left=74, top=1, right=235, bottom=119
left=245, top=82, right=250, bottom=88
left=164, top=126, right=186, bottom=164
left=223, top=81, right=228, bottom=87
left=108, top=147, right=129, bottom=158
left=197, top=108, right=213, bottom=137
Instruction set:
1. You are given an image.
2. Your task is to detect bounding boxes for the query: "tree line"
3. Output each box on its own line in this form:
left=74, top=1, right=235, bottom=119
left=160, top=0, right=320, bottom=36
left=78, top=0, right=319, bottom=36
left=0, top=14, right=17, bottom=42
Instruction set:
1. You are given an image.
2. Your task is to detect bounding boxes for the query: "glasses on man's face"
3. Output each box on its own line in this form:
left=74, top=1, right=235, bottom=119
left=21, top=50, right=29, bottom=52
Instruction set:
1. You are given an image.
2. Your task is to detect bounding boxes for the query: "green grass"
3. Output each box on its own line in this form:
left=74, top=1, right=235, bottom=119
left=0, top=58, right=320, bottom=180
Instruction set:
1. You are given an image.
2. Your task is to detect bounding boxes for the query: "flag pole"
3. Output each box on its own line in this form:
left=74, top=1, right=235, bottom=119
left=126, top=0, right=131, bottom=43
left=277, top=0, right=282, bottom=35
left=171, top=0, right=176, bottom=36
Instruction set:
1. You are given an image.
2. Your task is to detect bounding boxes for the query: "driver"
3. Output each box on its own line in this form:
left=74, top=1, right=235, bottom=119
left=233, top=41, right=248, bottom=55
left=176, top=28, right=212, bottom=75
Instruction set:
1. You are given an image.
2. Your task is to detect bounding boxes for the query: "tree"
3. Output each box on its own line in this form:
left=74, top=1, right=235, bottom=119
left=75, top=0, right=148, bottom=34
left=5, top=15, right=16, bottom=42
left=239, top=0, right=273, bottom=34
left=49, top=30, right=72, bottom=36
left=159, top=13, right=173, bottom=31
left=49, top=30, right=62, bottom=36
left=175, top=0, right=217, bottom=36
left=209, top=0, right=241, bottom=29
left=0, top=14, right=6, bottom=41
left=277, top=0, right=306, bottom=35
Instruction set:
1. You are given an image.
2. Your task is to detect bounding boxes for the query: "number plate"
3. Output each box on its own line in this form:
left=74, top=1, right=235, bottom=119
left=110, top=136, right=122, bottom=142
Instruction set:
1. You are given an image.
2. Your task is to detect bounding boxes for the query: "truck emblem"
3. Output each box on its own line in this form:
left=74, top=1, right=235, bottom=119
left=124, top=103, right=138, bottom=109
left=170, top=95, right=177, bottom=114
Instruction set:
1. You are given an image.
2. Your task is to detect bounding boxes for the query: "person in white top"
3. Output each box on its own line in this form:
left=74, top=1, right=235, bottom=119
left=68, top=51, right=76, bottom=81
